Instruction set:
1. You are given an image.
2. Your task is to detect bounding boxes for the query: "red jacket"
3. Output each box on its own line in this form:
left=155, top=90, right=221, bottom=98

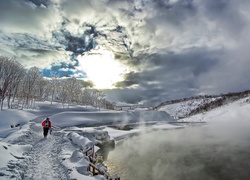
left=42, top=119, right=52, bottom=128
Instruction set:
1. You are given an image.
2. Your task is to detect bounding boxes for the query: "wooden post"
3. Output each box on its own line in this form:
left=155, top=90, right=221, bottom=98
left=84, top=143, right=120, bottom=179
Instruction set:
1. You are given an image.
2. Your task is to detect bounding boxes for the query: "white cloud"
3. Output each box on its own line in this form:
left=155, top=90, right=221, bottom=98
left=0, top=0, right=62, bottom=36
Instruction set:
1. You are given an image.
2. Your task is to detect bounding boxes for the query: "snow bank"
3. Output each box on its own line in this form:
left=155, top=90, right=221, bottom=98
left=65, top=127, right=112, bottom=145
left=68, top=132, right=95, bottom=153
left=68, top=150, right=92, bottom=177
left=0, top=142, right=31, bottom=169
left=64, top=132, right=108, bottom=179
left=0, top=109, right=36, bottom=138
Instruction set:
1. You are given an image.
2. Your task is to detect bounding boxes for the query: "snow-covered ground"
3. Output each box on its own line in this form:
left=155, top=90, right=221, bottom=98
left=1, top=97, right=250, bottom=179
left=0, top=101, right=174, bottom=179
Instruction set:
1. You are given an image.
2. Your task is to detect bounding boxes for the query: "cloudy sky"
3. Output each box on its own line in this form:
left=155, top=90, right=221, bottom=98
left=1, top=0, right=250, bottom=106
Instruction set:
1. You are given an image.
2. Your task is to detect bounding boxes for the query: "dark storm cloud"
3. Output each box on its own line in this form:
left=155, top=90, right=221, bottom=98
left=116, top=48, right=222, bottom=86
left=27, top=0, right=50, bottom=7
left=104, top=88, right=146, bottom=105
left=147, top=48, right=220, bottom=76
left=51, top=23, right=98, bottom=63
left=114, top=79, right=138, bottom=88
left=152, top=0, right=197, bottom=23
left=114, top=48, right=221, bottom=105
left=200, top=0, right=246, bottom=37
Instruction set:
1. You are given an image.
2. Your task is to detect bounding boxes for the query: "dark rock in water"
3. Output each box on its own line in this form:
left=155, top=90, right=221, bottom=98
left=117, top=125, right=133, bottom=131
left=96, top=139, right=115, bottom=161
left=15, top=124, right=20, bottom=127
left=10, top=124, right=21, bottom=128
left=0, top=172, right=6, bottom=176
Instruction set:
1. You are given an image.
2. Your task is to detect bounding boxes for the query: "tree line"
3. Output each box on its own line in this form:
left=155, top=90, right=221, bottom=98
left=0, top=56, right=115, bottom=110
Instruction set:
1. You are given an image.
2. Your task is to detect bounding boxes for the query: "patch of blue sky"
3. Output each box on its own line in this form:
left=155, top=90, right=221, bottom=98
left=42, top=62, right=86, bottom=78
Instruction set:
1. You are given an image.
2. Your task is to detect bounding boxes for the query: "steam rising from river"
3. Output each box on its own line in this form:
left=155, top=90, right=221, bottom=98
left=107, top=118, right=250, bottom=180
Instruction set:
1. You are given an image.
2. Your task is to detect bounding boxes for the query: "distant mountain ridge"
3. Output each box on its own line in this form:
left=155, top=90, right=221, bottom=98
left=154, top=90, right=250, bottom=119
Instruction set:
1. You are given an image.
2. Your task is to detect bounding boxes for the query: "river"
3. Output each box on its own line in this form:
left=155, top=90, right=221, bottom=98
left=105, top=125, right=250, bottom=180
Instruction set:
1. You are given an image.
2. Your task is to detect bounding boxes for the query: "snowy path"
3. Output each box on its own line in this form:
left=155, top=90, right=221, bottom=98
left=17, top=123, right=70, bottom=180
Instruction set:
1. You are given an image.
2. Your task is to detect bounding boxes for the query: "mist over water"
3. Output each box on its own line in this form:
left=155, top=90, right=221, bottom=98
left=106, top=120, right=250, bottom=180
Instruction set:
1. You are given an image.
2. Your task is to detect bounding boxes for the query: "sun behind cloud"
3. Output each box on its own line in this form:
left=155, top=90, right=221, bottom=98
left=77, top=47, right=128, bottom=89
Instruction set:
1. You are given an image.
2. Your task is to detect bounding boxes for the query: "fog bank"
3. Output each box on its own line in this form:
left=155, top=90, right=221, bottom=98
left=107, top=118, right=250, bottom=180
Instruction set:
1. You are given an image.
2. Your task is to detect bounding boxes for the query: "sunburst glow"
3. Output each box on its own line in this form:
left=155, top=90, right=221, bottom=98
left=78, top=47, right=128, bottom=89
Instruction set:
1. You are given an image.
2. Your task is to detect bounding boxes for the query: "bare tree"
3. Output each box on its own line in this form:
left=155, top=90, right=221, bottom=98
left=97, top=91, right=106, bottom=110
left=36, top=77, right=48, bottom=101
left=0, top=56, right=24, bottom=110
left=67, top=78, right=84, bottom=105
left=21, top=67, right=41, bottom=109
left=66, top=77, right=77, bottom=105
left=49, top=73, right=59, bottom=105
left=7, top=62, right=25, bottom=109
left=56, top=77, right=84, bottom=107
left=57, top=80, right=68, bottom=108
left=81, top=89, right=92, bottom=107
left=90, top=90, right=105, bottom=110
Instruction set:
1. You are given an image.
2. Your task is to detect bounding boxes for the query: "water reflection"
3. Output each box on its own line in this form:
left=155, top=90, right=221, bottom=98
left=105, top=126, right=250, bottom=180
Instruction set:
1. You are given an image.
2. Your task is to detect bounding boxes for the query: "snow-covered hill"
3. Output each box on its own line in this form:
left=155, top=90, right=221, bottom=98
left=156, top=91, right=250, bottom=119
left=157, top=97, right=220, bottom=119
left=181, top=96, right=250, bottom=123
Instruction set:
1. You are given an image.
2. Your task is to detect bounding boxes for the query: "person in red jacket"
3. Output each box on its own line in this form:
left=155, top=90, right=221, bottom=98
left=41, top=117, right=52, bottom=138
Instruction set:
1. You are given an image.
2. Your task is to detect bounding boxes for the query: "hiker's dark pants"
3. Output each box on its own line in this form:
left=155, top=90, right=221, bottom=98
left=43, top=127, right=49, bottom=137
